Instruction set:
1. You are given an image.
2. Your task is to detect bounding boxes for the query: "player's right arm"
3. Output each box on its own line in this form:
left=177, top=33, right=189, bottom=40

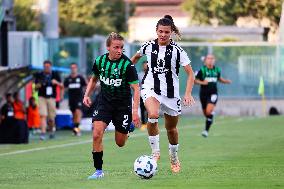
left=83, top=76, right=98, bottom=108
left=83, top=59, right=100, bottom=107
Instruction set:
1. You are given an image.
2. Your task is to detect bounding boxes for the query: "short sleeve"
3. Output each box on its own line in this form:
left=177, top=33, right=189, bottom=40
left=126, top=64, right=139, bottom=84
left=195, top=69, right=204, bottom=80
left=180, top=49, right=191, bottom=66
left=217, top=67, right=221, bottom=79
left=54, top=72, right=61, bottom=82
left=63, top=77, right=68, bottom=88
left=92, top=61, right=100, bottom=77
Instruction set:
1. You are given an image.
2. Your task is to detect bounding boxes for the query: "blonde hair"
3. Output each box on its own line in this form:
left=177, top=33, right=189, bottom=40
left=106, top=32, right=124, bottom=47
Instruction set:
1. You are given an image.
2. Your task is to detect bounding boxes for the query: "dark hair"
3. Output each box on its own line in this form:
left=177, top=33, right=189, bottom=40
left=106, top=32, right=124, bottom=47
left=43, top=60, right=52, bottom=65
left=156, top=15, right=181, bottom=39
left=70, top=62, right=77, bottom=67
left=6, top=93, right=12, bottom=99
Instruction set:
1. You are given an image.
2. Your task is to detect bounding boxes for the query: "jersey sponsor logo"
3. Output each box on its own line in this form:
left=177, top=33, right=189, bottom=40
left=76, top=78, right=80, bottom=82
left=154, top=59, right=169, bottom=74
left=205, top=77, right=217, bottom=82
left=100, top=75, right=122, bottom=86
left=68, top=83, right=81, bottom=89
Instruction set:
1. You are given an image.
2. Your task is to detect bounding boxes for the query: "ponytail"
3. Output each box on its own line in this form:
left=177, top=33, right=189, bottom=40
left=156, top=15, right=181, bottom=40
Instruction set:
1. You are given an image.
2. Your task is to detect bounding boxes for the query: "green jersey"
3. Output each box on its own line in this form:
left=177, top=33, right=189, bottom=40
left=92, top=53, right=139, bottom=101
left=196, top=65, right=221, bottom=94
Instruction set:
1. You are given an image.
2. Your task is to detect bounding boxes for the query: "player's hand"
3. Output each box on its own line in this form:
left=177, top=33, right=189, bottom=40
left=227, top=79, right=232, bottom=84
left=83, top=96, right=92, bottom=107
left=183, top=94, right=195, bottom=107
left=132, top=111, right=140, bottom=128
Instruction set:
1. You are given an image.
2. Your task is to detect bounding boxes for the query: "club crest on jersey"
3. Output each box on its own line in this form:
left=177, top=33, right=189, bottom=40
left=154, top=59, right=169, bottom=74
left=111, top=68, right=120, bottom=77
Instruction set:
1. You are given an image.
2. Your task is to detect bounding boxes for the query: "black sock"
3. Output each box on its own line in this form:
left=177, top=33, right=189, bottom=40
left=73, top=123, right=79, bottom=128
left=92, top=151, right=103, bottom=170
left=205, top=114, right=213, bottom=131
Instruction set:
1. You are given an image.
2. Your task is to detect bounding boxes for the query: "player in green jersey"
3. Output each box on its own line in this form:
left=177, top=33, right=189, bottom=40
left=83, top=32, right=140, bottom=179
left=195, top=54, right=231, bottom=138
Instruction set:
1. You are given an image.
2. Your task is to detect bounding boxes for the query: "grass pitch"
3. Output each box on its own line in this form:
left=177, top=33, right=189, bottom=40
left=0, top=116, right=283, bottom=189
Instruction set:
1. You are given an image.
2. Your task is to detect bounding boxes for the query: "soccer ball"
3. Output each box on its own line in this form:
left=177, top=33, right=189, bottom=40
left=133, top=155, right=158, bottom=179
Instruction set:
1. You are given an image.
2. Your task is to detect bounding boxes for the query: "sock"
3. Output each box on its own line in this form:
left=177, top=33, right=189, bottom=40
left=148, top=135, right=160, bottom=153
left=92, top=151, right=103, bottom=170
left=169, top=143, right=179, bottom=158
left=73, top=123, right=79, bottom=128
left=205, top=114, right=213, bottom=131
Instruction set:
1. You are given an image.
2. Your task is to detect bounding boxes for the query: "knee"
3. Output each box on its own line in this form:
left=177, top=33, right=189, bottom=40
left=148, top=112, right=159, bottom=119
left=205, top=110, right=212, bottom=116
left=93, top=130, right=103, bottom=141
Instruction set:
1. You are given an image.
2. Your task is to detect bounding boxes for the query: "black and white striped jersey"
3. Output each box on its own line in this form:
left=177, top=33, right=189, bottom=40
left=139, top=39, right=191, bottom=98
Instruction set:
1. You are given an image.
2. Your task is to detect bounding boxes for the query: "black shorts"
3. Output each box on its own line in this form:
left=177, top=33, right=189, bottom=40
left=199, top=93, right=218, bottom=110
left=92, top=94, right=132, bottom=134
left=69, top=100, right=83, bottom=113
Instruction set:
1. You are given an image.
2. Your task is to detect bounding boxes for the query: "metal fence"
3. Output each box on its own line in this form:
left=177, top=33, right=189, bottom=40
left=8, top=32, right=284, bottom=98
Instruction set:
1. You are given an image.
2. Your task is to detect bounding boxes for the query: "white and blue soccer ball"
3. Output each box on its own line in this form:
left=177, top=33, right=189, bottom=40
left=134, top=155, right=158, bottom=179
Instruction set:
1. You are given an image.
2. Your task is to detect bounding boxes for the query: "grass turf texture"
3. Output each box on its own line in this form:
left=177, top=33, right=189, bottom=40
left=0, top=116, right=283, bottom=189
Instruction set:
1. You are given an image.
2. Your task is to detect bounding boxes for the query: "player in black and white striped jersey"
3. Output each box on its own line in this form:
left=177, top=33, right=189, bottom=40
left=131, top=15, right=195, bottom=173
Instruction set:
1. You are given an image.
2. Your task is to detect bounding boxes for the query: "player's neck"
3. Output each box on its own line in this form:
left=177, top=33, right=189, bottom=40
left=71, top=73, right=77, bottom=77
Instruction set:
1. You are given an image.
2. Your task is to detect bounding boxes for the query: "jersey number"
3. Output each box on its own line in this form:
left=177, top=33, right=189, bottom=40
left=122, top=115, right=128, bottom=129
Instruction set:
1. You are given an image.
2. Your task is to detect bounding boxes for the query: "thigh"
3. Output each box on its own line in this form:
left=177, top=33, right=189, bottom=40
left=160, top=96, right=181, bottom=116
left=112, top=105, right=132, bottom=134
left=92, top=97, right=112, bottom=126
left=38, top=97, right=47, bottom=116
left=144, top=97, right=160, bottom=117
left=47, top=98, right=56, bottom=120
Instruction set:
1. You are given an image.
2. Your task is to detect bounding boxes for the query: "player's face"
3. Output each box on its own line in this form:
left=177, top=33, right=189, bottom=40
left=156, top=25, right=172, bottom=46
left=107, top=39, right=124, bottom=60
left=70, top=64, right=78, bottom=74
left=205, top=55, right=215, bottom=68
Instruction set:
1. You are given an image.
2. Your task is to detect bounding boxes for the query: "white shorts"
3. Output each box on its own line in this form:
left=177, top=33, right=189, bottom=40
left=141, top=88, right=181, bottom=116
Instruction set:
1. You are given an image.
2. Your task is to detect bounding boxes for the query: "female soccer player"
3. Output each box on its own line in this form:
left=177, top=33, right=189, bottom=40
left=195, top=54, right=231, bottom=137
left=83, top=32, right=140, bottom=179
left=131, top=15, right=195, bottom=173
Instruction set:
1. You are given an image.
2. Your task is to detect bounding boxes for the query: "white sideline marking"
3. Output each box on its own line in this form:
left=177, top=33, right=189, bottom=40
left=0, top=118, right=248, bottom=157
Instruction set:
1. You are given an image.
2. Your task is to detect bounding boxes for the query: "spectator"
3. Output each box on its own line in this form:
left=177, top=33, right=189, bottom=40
left=34, top=60, right=63, bottom=140
left=27, top=96, right=41, bottom=134
left=13, top=91, right=29, bottom=143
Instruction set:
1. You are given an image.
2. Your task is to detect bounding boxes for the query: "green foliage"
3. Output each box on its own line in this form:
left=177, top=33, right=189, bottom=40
left=13, top=0, right=134, bottom=36
left=59, top=0, right=133, bottom=36
left=182, top=0, right=283, bottom=26
left=13, top=0, right=42, bottom=31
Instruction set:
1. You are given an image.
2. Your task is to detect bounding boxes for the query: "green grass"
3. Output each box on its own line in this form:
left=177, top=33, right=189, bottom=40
left=0, top=116, right=283, bottom=189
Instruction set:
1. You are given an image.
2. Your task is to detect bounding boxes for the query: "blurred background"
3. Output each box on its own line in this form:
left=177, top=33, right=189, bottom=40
left=0, top=0, right=284, bottom=117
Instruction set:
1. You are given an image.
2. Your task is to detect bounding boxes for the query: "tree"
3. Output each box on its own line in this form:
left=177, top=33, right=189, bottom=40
left=59, top=0, right=133, bottom=36
left=13, top=0, right=134, bottom=36
left=182, top=0, right=283, bottom=26
left=13, top=0, right=42, bottom=31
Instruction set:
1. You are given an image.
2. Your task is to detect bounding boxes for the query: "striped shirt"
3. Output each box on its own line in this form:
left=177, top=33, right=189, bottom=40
left=92, top=53, right=139, bottom=101
left=139, top=39, right=191, bottom=98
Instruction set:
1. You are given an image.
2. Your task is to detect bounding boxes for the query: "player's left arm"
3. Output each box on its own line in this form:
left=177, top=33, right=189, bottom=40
left=183, top=64, right=195, bottom=106
left=180, top=49, right=195, bottom=106
left=127, top=63, right=140, bottom=127
left=130, top=83, right=140, bottom=128
left=217, top=68, right=232, bottom=84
